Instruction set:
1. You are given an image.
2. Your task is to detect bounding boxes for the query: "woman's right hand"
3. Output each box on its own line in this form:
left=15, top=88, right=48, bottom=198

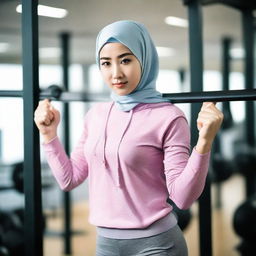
left=34, top=99, right=60, bottom=143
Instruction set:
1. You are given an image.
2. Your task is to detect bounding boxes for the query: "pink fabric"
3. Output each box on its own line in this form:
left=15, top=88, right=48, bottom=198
left=43, top=102, right=210, bottom=229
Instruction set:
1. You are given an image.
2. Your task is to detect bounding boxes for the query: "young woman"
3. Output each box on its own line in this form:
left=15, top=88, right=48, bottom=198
left=34, top=20, right=223, bottom=256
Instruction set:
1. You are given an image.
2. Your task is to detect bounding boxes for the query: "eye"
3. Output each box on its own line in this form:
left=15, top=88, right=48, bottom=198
left=101, top=61, right=111, bottom=67
left=121, top=58, right=131, bottom=64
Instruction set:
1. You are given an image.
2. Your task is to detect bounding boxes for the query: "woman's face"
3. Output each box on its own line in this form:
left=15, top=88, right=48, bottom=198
left=99, top=42, right=141, bottom=96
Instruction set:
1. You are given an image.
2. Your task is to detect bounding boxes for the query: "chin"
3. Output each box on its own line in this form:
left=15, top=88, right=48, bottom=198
left=117, top=92, right=128, bottom=96
left=114, top=90, right=130, bottom=96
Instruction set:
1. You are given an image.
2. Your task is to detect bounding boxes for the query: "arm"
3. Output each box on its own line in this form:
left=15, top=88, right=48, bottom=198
left=34, top=99, right=89, bottom=191
left=164, top=103, right=223, bottom=209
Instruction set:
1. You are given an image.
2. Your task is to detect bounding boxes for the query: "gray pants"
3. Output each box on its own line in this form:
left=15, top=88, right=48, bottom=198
left=96, top=225, right=188, bottom=256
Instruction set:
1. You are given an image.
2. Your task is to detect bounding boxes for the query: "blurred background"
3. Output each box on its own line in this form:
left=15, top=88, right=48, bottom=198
left=0, top=0, right=255, bottom=255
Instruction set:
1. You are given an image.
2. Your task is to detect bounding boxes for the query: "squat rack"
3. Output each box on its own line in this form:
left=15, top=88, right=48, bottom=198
left=0, top=0, right=255, bottom=255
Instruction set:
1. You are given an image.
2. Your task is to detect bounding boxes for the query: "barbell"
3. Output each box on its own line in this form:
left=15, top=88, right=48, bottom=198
left=1, top=87, right=256, bottom=103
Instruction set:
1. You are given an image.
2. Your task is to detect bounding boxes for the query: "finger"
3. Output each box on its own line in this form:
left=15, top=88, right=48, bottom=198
left=35, top=109, right=53, bottom=122
left=201, top=102, right=215, bottom=110
left=197, top=121, right=203, bottom=131
left=201, top=104, right=222, bottom=116
left=36, top=115, right=51, bottom=126
left=39, top=98, right=49, bottom=105
left=50, top=106, right=60, bottom=118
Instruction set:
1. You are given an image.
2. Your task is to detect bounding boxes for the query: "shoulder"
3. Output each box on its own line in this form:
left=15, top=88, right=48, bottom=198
left=137, top=102, right=186, bottom=120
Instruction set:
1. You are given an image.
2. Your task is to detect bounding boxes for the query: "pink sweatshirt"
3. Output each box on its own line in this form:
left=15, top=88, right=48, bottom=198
left=43, top=102, right=210, bottom=229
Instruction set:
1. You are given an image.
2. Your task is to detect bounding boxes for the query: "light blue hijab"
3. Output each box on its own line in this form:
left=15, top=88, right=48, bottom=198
left=96, top=20, right=169, bottom=111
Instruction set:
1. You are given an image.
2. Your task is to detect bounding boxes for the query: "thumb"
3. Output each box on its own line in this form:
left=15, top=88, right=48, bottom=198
left=50, top=106, right=60, bottom=122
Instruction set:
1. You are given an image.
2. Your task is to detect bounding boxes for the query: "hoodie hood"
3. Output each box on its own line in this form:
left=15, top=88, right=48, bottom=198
left=96, top=20, right=169, bottom=111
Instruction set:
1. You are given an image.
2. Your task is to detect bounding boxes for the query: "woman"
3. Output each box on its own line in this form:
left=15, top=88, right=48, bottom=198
left=34, top=20, right=223, bottom=256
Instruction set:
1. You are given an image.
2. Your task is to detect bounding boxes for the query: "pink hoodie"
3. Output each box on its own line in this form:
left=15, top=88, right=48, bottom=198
left=43, top=102, right=210, bottom=229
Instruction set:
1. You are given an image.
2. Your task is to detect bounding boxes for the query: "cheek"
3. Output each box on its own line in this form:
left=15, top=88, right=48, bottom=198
left=133, top=65, right=142, bottom=84
left=100, top=70, right=110, bottom=84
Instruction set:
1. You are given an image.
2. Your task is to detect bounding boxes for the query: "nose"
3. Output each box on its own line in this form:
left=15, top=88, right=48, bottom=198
left=112, top=64, right=123, bottom=79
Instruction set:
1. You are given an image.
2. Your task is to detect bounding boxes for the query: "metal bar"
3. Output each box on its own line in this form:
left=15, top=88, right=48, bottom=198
left=2, top=88, right=256, bottom=103
left=222, top=37, right=231, bottom=91
left=185, top=1, right=212, bottom=256
left=187, top=0, right=203, bottom=143
left=221, top=37, right=234, bottom=129
left=0, top=129, right=2, bottom=160
left=60, top=32, right=72, bottom=255
left=242, top=9, right=256, bottom=197
left=162, top=88, right=256, bottom=103
left=0, top=90, right=23, bottom=97
left=40, top=91, right=110, bottom=102
left=200, top=0, right=256, bottom=10
left=243, top=9, right=255, bottom=147
left=21, top=1, right=43, bottom=256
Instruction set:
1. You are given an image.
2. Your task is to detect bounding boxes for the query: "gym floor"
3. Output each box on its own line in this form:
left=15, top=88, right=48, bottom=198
left=43, top=174, right=244, bottom=256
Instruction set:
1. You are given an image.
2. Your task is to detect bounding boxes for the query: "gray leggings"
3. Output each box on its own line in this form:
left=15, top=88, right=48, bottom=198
left=96, top=225, right=188, bottom=256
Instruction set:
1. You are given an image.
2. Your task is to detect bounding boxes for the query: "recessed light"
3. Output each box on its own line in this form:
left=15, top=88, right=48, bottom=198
left=16, top=4, right=68, bottom=19
left=156, top=47, right=175, bottom=57
left=39, top=48, right=60, bottom=58
left=0, top=43, right=9, bottom=53
left=165, top=16, right=188, bottom=28
left=230, top=48, right=244, bottom=59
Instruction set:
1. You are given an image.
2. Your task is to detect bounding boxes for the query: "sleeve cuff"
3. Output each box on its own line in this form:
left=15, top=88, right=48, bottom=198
left=189, top=147, right=211, bottom=173
left=42, top=136, right=63, bottom=153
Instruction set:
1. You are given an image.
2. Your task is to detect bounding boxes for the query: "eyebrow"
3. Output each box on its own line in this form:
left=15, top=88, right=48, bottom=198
left=100, top=52, right=134, bottom=60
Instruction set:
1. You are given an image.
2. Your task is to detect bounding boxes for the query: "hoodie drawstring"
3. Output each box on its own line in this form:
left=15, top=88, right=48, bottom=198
left=114, top=108, right=133, bottom=187
left=95, top=102, right=134, bottom=188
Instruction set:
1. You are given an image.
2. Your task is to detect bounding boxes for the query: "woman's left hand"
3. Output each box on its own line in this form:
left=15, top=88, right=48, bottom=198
left=195, top=102, right=224, bottom=154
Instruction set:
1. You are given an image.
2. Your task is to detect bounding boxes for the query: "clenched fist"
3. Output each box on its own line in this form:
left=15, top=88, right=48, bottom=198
left=196, top=102, right=224, bottom=154
left=34, top=99, right=60, bottom=143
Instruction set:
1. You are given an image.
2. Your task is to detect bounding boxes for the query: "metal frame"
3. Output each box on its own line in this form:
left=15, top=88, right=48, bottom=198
left=60, top=32, right=72, bottom=255
left=242, top=8, right=256, bottom=197
left=184, top=1, right=213, bottom=255
left=21, top=0, right=43, bottom=256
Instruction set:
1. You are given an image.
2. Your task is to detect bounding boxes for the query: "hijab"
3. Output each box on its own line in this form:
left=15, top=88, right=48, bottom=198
left=96, top=20, right=169, bottom=111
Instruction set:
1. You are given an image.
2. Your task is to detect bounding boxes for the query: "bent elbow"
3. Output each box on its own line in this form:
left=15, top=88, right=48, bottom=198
left=61, top=185, right=72, bottom=192
left=173, top=199, right=193, bottom=210
left=59, top=180, right=73, bottom=192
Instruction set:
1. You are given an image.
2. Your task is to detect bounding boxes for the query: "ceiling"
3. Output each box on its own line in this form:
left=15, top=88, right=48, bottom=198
left=0, top=0, right=254, bottom=71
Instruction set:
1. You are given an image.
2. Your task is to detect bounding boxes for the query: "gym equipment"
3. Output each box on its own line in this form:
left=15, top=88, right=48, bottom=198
left=234, top=147, right=256, bottom=178
left=210, top=132, right=234, bottom=208
left=1, top=88, right=256, bottom=103
left=211, top=153, right=234, bottom=183
left=0, top=211, right=24, bottom=256
left=12, top=163, right=23, bottom=193
left=221, top=37, right=234, bottom=130
left=0, top=246, right=9, bottom=256
left=0, top=208, right=46, bottom=256
left=10, top=161, right=54, bottom=194
left=233, top=140, right=256, bottom=200
left=233, top=196, right=256, bottom=255
left=40, top=85, right=63, bottom=100
left=233, top=197, right=256, bottom=241
left=12, top=208, right=46, bottom=233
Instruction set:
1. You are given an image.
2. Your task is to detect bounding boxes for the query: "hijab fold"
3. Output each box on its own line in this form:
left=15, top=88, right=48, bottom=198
left=96, top=20, right=169, bottom=112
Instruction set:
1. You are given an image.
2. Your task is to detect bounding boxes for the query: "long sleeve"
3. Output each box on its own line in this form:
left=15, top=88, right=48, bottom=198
left=43, top=117, right=89, bottom=191
left=163, top=117, right=210, bottom=209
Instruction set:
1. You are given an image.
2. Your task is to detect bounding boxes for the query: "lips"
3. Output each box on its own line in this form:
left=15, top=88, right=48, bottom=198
left=112, top=81, right=128, bottom=88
